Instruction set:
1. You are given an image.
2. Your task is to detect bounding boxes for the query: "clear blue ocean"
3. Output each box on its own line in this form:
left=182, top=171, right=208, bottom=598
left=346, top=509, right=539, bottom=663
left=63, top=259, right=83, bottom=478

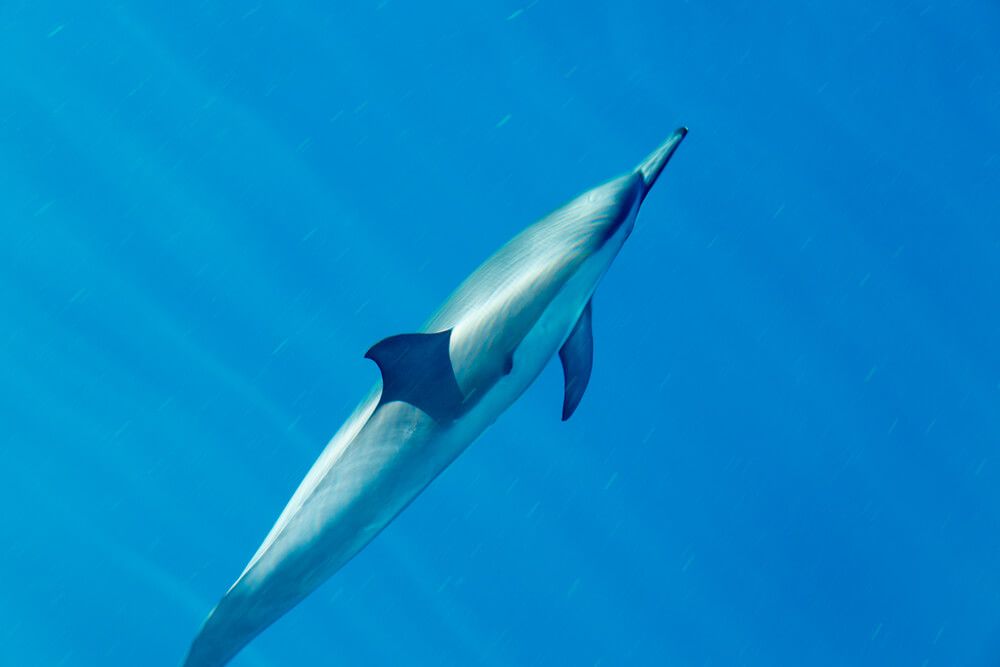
left=2, top=1, right=998, bottom=665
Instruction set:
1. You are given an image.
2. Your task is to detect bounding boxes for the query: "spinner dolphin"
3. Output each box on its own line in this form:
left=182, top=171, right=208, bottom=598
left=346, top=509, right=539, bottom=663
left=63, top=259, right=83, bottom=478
left=182, top=127, right=688, bottom=666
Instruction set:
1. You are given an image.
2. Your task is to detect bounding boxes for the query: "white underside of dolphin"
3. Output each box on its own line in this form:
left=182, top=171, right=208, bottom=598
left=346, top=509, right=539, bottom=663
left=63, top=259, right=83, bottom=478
left=182, top=127, right=688, bottom=666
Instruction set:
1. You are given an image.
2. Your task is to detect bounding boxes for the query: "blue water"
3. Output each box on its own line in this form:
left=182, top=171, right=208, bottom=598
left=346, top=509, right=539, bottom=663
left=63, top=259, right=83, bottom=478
left=2, top=1, right=998, bottom=665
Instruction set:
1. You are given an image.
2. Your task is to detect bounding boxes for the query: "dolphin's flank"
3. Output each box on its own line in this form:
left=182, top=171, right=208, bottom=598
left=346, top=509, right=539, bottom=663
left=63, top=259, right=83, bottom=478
left=182, top=127, right=688, bottom=666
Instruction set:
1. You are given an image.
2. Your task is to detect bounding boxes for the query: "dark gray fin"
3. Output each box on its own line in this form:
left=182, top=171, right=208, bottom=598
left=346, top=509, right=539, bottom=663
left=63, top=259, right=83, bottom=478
left=365, top=330, right=464, bottom=422
left=559, top=300, right=594, bottom=421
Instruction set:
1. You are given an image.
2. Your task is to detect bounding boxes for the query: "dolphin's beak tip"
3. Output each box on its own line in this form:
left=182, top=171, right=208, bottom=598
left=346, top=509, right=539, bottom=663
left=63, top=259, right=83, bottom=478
left=670, top=126, right=689, bottom=145
left=636, top=126, right=688, bottom=196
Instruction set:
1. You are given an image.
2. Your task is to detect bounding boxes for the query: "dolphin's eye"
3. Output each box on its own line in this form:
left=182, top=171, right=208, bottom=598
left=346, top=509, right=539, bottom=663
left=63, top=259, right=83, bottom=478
left=502, top=356, right=513, bottom=375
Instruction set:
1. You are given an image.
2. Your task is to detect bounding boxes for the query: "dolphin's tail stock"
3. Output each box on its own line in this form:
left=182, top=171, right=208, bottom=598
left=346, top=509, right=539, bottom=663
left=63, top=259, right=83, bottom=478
left=181, top=579, right=280, bottom=667
left=181, top=597, right=242, bottom=667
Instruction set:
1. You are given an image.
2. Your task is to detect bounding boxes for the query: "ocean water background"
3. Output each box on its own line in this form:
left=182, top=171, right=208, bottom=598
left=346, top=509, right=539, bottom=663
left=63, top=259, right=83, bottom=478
left=2, top=1, right=998, bottom=665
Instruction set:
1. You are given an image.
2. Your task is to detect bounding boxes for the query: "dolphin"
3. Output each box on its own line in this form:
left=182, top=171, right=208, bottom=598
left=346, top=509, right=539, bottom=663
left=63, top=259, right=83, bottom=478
left=182, top=127, right=688, bottom=666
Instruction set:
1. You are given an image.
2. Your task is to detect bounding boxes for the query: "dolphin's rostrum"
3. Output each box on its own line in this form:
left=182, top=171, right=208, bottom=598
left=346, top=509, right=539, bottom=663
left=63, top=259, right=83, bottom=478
left=182, top=127, right=688, bottom=666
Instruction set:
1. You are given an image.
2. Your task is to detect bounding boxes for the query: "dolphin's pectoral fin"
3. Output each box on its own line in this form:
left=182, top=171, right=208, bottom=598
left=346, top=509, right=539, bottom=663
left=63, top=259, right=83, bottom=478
left=559, top=299, right=594, bottom=421
left=365, top=330, right=465, bottom=422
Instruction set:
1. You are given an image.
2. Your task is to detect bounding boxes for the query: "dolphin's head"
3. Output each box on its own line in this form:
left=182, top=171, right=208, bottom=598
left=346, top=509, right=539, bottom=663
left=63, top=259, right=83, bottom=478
left=531, top=126, right=689, bottom=265
left=435, top=128, right=688, bottom=399
left=520, top=126, right=690, bottom=280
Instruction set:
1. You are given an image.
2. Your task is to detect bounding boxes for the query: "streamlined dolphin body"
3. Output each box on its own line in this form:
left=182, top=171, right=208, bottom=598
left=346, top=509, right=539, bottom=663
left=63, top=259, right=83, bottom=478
left=182, top=128, right=688, bottom=666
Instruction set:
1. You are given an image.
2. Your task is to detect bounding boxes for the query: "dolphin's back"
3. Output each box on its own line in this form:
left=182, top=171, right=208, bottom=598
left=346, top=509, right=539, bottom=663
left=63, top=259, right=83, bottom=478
left=424, top=173, right=640, bottom=332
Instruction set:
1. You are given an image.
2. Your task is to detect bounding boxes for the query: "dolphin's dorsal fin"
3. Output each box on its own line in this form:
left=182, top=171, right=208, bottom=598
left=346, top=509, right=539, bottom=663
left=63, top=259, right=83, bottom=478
left=365, top=330, right=465, bottom=422
left=559, top=300, right=594, bottom=421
